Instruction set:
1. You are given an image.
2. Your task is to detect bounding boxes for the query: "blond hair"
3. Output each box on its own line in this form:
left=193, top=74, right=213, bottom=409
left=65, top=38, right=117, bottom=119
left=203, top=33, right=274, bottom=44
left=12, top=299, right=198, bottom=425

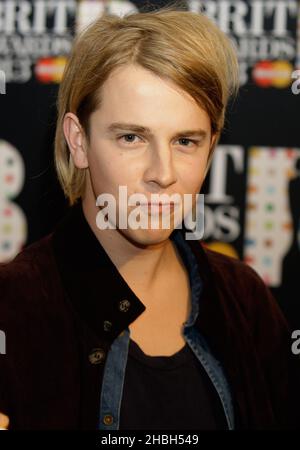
left=55, top=4, right=239, bottom=206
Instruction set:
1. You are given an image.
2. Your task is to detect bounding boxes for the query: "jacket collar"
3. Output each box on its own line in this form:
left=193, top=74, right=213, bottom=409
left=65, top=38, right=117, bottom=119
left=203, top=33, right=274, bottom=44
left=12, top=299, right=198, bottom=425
left=52, top=200, right=146, bottom=343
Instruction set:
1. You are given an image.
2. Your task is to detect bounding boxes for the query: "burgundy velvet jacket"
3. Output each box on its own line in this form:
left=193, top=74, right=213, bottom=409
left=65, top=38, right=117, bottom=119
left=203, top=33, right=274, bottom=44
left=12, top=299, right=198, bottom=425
left=0, top=201, right=299, bottom=430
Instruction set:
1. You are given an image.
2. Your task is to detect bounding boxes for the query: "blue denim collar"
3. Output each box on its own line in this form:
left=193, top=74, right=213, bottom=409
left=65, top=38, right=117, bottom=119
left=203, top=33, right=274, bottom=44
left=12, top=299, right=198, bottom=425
left=170, top=228, right=202, bottom=327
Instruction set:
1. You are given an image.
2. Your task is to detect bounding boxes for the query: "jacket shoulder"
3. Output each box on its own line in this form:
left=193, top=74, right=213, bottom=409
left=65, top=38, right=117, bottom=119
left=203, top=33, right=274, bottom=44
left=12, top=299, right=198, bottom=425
left=201, top=245, right=288, bottom=330
left=204, top=246, right=263, bottom=285
left=0, top=233, right=57, bottom=304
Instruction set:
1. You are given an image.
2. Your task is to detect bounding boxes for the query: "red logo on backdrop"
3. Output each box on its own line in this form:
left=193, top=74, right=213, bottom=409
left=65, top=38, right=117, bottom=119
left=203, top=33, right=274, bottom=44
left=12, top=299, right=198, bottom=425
left=253, top=60, right=293, bottom=88
left=34, top=57, right=67, bottom=84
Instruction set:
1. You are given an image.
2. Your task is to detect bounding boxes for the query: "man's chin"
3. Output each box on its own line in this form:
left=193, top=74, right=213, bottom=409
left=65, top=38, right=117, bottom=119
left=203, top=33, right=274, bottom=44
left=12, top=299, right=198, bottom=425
left=118, top=227, right=175, bottom=248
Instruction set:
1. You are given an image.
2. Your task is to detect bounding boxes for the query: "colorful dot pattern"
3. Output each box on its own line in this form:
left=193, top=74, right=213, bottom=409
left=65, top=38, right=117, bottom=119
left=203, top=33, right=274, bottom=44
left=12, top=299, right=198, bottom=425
left=0, top=140, right=27, bottom=262
left=243, top=147, right=300, bottom=287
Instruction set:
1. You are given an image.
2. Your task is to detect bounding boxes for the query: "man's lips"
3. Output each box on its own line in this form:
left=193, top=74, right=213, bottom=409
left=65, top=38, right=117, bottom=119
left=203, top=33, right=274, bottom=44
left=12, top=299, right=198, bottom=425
left=139, top=202, right=180, bottom=213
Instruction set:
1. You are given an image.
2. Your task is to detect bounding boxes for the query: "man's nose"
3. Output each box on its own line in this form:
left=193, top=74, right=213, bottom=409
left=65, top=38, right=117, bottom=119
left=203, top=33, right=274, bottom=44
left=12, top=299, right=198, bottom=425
left=144, top=144, right=177, bottom=188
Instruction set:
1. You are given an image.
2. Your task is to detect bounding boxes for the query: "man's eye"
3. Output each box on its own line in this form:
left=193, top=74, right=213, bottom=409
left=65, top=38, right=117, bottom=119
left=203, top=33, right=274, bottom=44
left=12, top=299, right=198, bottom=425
left=118, top=134, right=141, bottom=143
left=178, top=138, right=198, bottom=147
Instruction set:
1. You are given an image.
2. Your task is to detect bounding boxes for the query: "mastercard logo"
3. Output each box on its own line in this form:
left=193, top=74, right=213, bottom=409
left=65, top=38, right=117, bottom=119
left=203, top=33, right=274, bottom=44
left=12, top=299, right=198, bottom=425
left=34, top=57, right=67, bottom=84
left=252, top=61, right=293, bottom=88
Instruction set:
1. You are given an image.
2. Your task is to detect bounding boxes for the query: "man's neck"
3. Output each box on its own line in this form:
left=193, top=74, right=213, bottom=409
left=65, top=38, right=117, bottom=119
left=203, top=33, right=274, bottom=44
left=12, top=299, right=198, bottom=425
left=81, top=195, right=177, bottom=293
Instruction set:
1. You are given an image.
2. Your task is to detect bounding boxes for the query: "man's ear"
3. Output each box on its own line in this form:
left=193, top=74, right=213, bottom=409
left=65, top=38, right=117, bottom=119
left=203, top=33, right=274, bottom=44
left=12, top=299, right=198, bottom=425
left=63, top=112, right=89, bottom=169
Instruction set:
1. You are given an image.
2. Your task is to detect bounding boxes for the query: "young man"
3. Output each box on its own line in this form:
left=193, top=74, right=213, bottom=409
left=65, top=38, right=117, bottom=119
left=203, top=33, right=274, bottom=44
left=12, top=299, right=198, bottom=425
left=0, top=7, right=299, bottom=430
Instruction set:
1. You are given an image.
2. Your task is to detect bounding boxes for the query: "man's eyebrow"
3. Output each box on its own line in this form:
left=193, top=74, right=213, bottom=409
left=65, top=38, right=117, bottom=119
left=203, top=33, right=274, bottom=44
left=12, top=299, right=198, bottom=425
left=106, top=122, right=208, bottom=138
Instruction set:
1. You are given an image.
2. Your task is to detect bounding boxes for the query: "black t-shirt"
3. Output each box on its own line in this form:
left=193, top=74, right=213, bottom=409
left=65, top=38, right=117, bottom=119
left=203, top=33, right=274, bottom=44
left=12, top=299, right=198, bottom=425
left=119, top=338, right=228, bottom=430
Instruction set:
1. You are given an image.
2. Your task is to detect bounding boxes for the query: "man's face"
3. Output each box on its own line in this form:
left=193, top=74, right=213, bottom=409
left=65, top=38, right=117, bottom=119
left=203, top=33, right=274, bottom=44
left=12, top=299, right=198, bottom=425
left=82, top=63, right=214, bottom=245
